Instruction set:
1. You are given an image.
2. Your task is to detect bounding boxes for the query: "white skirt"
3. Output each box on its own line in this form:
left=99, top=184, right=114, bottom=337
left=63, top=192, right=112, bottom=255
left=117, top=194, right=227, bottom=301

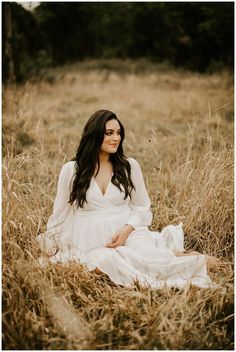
left=37, top=212, right=214, bottom=289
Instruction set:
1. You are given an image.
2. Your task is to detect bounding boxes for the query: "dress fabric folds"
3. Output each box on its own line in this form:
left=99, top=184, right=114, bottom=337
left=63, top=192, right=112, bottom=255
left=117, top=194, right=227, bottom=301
left=37, top=158, right=214, bottom=289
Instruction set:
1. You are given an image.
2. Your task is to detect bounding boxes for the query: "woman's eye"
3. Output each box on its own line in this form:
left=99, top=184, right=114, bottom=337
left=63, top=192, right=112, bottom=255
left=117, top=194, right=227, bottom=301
left=104, top=131, right=121, bottom=136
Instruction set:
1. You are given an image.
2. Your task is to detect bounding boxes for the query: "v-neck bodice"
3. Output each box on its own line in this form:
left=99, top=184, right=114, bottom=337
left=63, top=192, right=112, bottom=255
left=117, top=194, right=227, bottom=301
left=83, top=174, right=127, bottom=213
left=93, top=174, right=113, bottom=197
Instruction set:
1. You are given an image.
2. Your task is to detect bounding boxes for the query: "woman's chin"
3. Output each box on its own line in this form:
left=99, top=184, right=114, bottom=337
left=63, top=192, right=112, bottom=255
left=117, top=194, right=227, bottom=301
left=108, top=148, right=118, bottom=153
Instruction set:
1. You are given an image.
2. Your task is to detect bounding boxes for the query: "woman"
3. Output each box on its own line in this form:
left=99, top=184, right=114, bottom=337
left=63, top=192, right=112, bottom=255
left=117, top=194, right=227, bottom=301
left=37, top=110, right=224, bottom=289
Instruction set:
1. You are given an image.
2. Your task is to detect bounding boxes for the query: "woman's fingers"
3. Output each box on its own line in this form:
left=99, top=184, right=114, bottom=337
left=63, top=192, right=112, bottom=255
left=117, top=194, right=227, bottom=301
left=112, top=234, right=119, bottom=242
left=106, top=232, right=129, bottom=248
left=107, top=241, right=121, bottom=248
left=106, top=237, right=123, bottom=248
left=107, top=243, right=115, bottom=248
left=106, top=234, right=121, bottom=248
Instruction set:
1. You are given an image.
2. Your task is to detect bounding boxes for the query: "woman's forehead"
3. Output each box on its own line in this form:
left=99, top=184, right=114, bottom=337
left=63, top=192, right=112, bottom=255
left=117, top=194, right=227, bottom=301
left=105, top=119, right=120, bottom=130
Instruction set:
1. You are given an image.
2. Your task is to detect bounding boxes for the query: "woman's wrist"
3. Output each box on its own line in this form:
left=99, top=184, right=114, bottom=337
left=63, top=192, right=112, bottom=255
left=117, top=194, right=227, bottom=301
left=124, top=224, right=134, bottom=235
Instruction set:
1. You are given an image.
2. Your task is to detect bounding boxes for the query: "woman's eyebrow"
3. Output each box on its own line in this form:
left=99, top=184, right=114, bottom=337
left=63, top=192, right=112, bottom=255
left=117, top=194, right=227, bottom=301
left=105, top=128, right=121, bottom=131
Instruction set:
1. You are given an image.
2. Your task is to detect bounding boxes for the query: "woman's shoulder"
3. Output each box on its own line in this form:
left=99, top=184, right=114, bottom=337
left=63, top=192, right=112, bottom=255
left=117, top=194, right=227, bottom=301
left=127, top=157, right=141, bottom=170
left=62, top=160, right=76, bottom=170
left=59, top=160, right=76, bottom=176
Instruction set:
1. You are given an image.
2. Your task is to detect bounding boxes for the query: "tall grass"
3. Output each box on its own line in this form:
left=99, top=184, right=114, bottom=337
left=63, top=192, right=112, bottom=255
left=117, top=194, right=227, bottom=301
left=2, top=61, right=234, bottom=350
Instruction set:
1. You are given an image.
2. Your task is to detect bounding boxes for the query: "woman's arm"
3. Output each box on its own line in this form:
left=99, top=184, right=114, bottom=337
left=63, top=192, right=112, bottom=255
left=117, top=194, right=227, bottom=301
left=106, top=158, right=152, bottom=248
left=37, top=161, right=75, bottom=255
left=125, top=157, right=152, bottom=229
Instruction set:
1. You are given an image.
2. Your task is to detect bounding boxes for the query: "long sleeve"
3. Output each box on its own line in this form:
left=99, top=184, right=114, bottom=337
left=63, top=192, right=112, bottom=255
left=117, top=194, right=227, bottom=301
left=125, top=158, right=153, bottom=229
left=46, top=161, right=75, bottom=235
left=37, top=161, right=75, bottom=253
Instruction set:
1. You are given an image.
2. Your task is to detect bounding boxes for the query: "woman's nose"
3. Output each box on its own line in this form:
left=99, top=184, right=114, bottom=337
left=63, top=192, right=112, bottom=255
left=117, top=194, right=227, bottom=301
left=112, top=133, right=120, bottom=141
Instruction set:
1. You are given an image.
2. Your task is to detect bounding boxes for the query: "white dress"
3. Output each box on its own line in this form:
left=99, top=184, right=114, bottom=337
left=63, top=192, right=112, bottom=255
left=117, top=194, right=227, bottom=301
left=37, top=158, right=214, bottom=289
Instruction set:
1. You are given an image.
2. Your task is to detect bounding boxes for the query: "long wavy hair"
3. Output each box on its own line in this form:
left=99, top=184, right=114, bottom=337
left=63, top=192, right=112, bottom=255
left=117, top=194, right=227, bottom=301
left=69, top=110, right=135, bottom=208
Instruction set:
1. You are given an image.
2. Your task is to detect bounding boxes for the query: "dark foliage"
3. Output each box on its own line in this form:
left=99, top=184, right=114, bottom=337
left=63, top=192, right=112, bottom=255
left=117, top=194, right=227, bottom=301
left=2, top=2, right=234, bottom=82
left=2, top=2, right=51, bottom=82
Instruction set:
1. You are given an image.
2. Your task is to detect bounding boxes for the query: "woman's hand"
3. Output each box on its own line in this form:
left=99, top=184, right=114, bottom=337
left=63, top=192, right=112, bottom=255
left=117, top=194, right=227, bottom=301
left=106, top=224, right=134, bottom=249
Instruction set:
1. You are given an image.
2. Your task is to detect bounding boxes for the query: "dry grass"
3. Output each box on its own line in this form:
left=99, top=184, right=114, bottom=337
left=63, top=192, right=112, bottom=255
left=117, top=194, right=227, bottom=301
left=2, top=60, right=234, bottom=350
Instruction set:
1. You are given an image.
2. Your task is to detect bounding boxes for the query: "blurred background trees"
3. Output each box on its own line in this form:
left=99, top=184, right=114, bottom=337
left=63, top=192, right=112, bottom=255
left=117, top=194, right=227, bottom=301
left=2, top=1, right=234, bottom=83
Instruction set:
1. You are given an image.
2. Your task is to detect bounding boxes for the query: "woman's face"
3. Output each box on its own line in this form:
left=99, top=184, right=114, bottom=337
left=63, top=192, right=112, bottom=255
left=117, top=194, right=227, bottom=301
left=100, top=119, right=121, bottom=154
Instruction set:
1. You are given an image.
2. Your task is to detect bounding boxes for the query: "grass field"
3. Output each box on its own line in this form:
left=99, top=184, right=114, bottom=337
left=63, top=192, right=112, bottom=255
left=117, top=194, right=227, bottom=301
left=2, top=60, right=234, bottom=350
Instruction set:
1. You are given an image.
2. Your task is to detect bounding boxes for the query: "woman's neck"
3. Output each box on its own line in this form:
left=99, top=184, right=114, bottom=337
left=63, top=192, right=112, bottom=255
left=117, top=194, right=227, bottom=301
left=99, top=151, right=110, bottom=163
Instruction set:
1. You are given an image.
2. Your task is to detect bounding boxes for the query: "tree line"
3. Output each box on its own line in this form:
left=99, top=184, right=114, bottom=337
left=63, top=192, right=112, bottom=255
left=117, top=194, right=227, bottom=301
left=3, top=2, right=234, bottom=82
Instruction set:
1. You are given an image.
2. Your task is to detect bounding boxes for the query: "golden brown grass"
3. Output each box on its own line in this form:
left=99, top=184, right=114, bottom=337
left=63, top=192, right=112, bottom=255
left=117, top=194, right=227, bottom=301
left=2, top=60, right=234, bottom=350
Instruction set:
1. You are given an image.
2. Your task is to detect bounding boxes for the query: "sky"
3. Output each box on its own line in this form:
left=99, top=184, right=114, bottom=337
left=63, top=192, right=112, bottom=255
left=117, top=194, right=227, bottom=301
left=18, top=2, right=40, bottom=11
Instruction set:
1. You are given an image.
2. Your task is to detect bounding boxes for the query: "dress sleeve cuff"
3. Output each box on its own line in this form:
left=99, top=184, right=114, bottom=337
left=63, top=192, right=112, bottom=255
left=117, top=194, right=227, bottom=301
left=125, top=215, right=141, bottom=229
